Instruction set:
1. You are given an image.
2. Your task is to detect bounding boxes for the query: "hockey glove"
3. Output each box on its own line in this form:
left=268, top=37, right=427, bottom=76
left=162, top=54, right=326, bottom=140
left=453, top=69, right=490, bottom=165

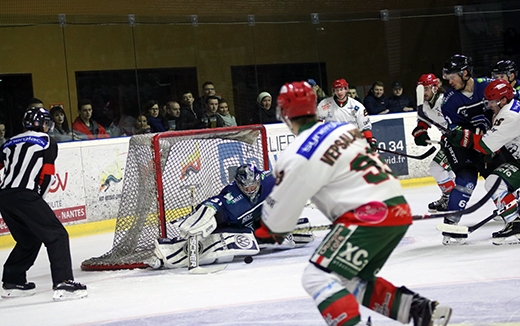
left=254, top=222, right=286, bottom=245
left=445, top=129, right=474, bottom=148
left=412, top=122, right=430, bottom=146
left=368, top=137, right=378, bottom=152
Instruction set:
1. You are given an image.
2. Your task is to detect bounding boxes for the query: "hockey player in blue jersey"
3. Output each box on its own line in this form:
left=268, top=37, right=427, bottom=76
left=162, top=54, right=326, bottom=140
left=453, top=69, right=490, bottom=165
left=154, top=164, right=314, bottom=268
left=491, top=59, right=520, bottom=99
left=440, top=54, right=507, bottom=245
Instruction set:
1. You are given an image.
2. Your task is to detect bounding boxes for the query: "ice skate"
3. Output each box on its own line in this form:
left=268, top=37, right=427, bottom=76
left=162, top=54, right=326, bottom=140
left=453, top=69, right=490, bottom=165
left=410, top=294, right=452, bottom=326
left=441, top=218, right=467, bottom=245
left=428, top=194, right=449, bottom=212
left=1, top=282, right=36, bottom=298
left=53, top=280, right=88, bottom=301
left=492, top=219, right=520, bottom=245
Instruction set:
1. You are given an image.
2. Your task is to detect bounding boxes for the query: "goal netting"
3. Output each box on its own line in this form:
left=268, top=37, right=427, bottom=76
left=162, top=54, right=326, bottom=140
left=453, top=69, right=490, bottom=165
left=81, top=125, right=268, bottom=271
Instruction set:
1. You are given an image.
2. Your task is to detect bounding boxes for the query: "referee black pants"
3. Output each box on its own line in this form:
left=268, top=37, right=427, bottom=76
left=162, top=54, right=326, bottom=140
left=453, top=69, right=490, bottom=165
left=0, top=189, right=73, bottom=287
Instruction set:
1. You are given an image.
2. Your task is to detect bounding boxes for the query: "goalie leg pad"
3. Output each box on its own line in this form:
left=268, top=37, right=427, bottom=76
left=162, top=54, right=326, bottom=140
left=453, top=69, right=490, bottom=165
left=200, top=227, right=260, bottom=264
left=177, top=205, right=217, bottom=238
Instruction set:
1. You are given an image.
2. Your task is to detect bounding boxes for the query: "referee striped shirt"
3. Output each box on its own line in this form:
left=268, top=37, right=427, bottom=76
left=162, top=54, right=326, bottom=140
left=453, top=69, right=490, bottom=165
left=0, top=130, right=58, bottom=196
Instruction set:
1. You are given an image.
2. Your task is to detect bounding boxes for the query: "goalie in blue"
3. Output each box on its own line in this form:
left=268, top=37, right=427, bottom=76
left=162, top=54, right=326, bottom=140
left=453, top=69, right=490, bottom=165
left=154, top=164, right=315, bottom=269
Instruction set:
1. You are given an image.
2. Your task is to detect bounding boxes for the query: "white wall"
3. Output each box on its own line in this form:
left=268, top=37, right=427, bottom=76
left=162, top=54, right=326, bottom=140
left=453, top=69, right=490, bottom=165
left=0, top=112, right=438, bottom=233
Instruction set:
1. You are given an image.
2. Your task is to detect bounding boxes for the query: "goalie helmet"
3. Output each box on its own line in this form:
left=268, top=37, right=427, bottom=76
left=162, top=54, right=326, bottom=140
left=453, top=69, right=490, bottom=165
left=492, top=60, right=518, bottom=78
left=276, top=81, right=316, bottom=122
left=23, top=107, right=53, bottom=132
left=234, top=164, right=262, bottom=200
left=484, top=79, right=514, bottom=102
left=417, top=73, right=438, bottom=87
left=443, top=54, right=473, bottom=77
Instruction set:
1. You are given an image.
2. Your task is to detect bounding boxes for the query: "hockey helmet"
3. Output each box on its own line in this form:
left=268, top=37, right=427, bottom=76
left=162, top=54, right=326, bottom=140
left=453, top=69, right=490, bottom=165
left=235, top=164, right=262, bottom=200
left=492, top=60, right=518, bottom=78
left=332, top=78, right=349, bottom=89
left=484, top=79, right=514, bottom=103
left=442, top=54, right=473, bottom=78
left=23, top=107, right=53, bottom=132
left=276, top=81, right=317, bottom=122
left=417, top=73, right=439, bottom=87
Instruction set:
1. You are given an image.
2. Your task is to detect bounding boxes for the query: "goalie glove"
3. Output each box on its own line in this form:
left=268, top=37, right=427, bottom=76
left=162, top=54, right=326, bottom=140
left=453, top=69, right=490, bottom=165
left=254, top=222, right=286, bottom=245
left=412, top=121, right=430, bottom=146
left=177, top=205, right=217, bottom=239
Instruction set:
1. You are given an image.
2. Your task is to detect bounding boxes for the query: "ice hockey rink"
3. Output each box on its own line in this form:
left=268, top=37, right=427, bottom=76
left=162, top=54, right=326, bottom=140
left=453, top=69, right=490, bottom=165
left=1, top=182, right=520, bottom=326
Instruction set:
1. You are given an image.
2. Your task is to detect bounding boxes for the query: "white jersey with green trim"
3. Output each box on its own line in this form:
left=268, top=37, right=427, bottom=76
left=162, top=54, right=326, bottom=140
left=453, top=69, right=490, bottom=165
left=316, top=96, right=371, bottom=132
left=419, top=93, right=448, bottom=130
left=261, top=121, right=404, bottom=234
left=481, top=98, right=520, bottom=159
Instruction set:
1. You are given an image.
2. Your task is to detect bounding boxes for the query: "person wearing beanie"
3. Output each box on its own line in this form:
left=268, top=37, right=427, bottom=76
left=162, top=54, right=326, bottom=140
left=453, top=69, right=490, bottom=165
left=250, top=91, right=279, bottom=125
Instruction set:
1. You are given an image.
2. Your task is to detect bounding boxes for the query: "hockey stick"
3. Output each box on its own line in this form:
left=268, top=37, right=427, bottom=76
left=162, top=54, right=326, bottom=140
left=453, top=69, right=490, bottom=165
left=292, top=224, right=332, bottom=234
left=377, top=146, right=436, bottom=160
left=436, top=199, right=516, bottom=235
left=187, top=185, right=227, bottom=274
left=412, top=176, right=501, bottom=220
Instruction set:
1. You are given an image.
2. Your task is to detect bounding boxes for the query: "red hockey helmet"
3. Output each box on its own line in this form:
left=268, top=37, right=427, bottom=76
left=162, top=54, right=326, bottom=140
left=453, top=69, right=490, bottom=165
left=417, top=73, right=439, bottom=87
left=277, top=81, right=317, bottom=121
left=333, top=78, right=349, bottom=89
left=484, top=79, right=514, bottom=102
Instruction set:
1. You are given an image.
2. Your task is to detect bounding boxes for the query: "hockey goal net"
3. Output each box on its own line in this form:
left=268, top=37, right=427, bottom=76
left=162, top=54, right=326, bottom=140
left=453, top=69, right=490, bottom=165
left=81, top=125, right=269, bottom=271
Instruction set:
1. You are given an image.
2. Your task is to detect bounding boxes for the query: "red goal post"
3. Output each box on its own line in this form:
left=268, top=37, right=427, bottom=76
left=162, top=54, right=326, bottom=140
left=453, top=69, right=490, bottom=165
left=81, top=125, right=269, bottom=271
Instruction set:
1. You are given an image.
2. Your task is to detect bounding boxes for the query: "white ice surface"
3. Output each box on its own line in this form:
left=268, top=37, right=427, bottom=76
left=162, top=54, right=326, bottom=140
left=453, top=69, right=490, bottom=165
left=1, top=183, right=520, bottom=325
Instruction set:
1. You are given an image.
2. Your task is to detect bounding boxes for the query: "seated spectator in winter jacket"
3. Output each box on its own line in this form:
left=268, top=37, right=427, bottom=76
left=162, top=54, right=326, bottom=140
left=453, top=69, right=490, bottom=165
left=48, top=105, right=76, bottom=142
left=363, top=81, right=390, bottom=115
left=133, top=115, right=151, bottom=134
left=178, top=90, right=206, bottom=130
left=72, top=99, right=110, bottom=140
left=347, top=86, right=362, bottom=102
left=249, top=91, right=279, bottom=125
left=201, top=96, right=223, bottom=128
left=103, top=100, right=136, bottom=137
left=163, top=101, right=181, bottom=130
left=143, top=100, right=169, bottom=133
left=217, top=98, right=237, bottom=127
left=388, top=81, right=416, bottom=113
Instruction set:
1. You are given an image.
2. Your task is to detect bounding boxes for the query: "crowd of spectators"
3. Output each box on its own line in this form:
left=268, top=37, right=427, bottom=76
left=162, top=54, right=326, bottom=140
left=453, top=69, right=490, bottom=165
left=3, top=78, right=421, bottom=144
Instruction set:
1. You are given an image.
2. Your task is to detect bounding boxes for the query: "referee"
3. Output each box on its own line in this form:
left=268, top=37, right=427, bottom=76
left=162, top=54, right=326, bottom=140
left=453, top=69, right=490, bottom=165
left=0, top=107, right=87, bottom=301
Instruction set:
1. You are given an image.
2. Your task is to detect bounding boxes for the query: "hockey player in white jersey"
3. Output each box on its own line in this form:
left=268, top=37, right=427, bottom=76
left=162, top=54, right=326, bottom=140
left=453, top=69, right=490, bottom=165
left=316, top=78, right=377, bottom=151
left=445, top=79, right=520, bottom=244
left=258, top=81, right=451, bottom=326
left=412, top=73, right=455, bottom=212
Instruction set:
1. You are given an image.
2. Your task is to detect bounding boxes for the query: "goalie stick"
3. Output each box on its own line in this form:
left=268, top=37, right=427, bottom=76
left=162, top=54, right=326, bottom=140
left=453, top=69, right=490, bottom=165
left=436, top=199, right=517, bottom=235
left=377, top=146, right=436, bottom=160
left=187, top=186, right=227, bottom=274
left=412, top=176, right=501, bottom=220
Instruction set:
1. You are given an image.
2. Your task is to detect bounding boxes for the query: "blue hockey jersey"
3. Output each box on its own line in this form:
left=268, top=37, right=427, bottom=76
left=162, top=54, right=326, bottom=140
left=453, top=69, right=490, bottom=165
left=441, top=77, right=492, bottom=132
left=202, top=171, right=275, bottom=230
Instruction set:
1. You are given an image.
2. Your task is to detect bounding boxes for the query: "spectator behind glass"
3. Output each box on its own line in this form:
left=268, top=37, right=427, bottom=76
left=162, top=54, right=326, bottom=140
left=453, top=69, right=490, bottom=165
left=103, top=100, right=135, bottom=137
left=251, top=91, right=279, bottom=125
left=363, top=81, right=390, bottom=115
left=178, top=90, right=205, bottom=130
left=388, top=81, right=416, bottom=113
left=72, top=99, right=110, bottom=140
left=143, top=100, right=169, bottom=133
left=307, top=79, right=328, bottom=104
left=163, top=101, right=181, bottom=130
left=347, top=86, right=362, bottom=102
left=0, top=122, right=6, bottom=146
left=133, top=115, right=151, bottom=134
left=48, top=105, right=75, bottom=142
left=194, top=81, right=219, bottom=113
left=217, top=98, right=237, bottom=127
left=201, top=96, right=222, bottom=128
